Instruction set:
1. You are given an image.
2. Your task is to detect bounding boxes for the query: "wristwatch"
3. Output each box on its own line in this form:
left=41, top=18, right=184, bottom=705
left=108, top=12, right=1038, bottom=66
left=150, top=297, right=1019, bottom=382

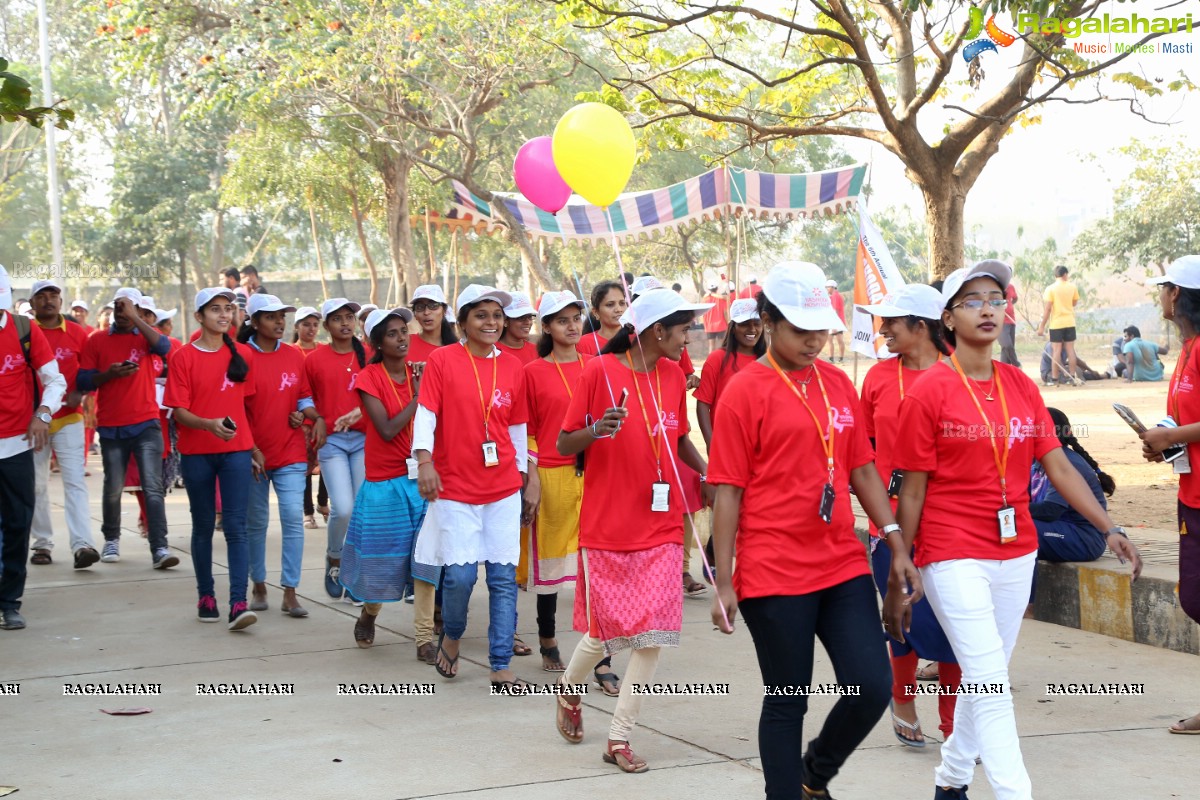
left=35, top=411, right=52, bottom=425
left=879, top=523, right=902, bottom=537
left=1105, top=526, right=1128, bottom=538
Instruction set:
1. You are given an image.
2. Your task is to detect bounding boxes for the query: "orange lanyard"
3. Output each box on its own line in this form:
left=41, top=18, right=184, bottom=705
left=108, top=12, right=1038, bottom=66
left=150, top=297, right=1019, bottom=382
left=551, top=352, right=584, bottom=399
left=1171, top=338, right=1195, bottom=422
left=383, top=363, right=415, bottom=439
left=948, top=353, right=1012, bottom=506
left=897, top=355, right=940, bottom=400
left=766, top=350, right=836, bottom=483
left=464, top=343, right=498, bottom=438
left=625, top=353, right=665, bottom=480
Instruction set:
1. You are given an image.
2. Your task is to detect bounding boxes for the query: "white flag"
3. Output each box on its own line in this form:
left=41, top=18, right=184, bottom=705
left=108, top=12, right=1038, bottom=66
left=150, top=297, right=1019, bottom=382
left=850, top=204, right=907, bottom=359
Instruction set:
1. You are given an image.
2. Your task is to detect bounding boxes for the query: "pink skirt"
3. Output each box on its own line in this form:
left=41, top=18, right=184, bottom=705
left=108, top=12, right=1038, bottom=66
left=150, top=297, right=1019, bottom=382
left=573, top=542, right=683, bottom=655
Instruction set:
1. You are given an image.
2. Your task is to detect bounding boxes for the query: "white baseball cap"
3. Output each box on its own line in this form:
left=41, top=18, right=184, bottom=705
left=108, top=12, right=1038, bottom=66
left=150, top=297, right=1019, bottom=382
left=630, top=276, right=663, bottom=296
left=136, top=294, right=157, bottom=311
left=728, top=298, right=759, bottom=324
left=941, top=259, right=1012, bottom=308
left=411, top=285, right=447, bottom=306
left=31, top=279, right=64, bottom=296
left=321, top=298, right=361, bottom=320
left=113, top=287, right=144, bottom=307
left=856, top=284, right=944, bottom=321
left=247, top=293, right=297, bottom=316
left=154, top=308, right=178, bottom=324
left=194, top=287, right=237, bottom=311
left=537, top=290, right=587, bottom=320
left=1149, top=255, right=1200, bottom=290
left=0, top=265, right=11, bottom=312
left=70, top=299, right=89, bottom=311
left=503, top=291, right=536, bottom=319
left=294, top=306, right=320, bottom=323
left=619, top=289, right=712, bottom=335
left=746, top=274, right=758, bottom=284
left=455, top=284, right=512, bottom=315
left=356, top=303, right=379, bottom=321
left=18, top=301, right=32, bottom=318
left=824, top=280, right=838, bottom=289
left=707, top=282, right=718, bottom=291
left=762, top=262, right=845, bottom=333
left=363, top=307, right=415, bottom=339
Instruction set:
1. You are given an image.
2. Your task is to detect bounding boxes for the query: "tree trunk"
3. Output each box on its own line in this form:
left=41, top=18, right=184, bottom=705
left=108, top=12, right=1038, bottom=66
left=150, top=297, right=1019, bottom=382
left=208, top=148, right=226, bottom=281
left=378, top=153, right=419, bottom=304
left=487, top=201, right=554, bottom=293
left=329, top=232, right=347, bottom=299
left=307, top=202, right=330, bottom=299
left=919, top=175, right=966, bottom=281
left=177, top=249, right=191, bottom=339
left=186, top=242, right=206, bottom=298
left=349, top=189, right=379, bottom=306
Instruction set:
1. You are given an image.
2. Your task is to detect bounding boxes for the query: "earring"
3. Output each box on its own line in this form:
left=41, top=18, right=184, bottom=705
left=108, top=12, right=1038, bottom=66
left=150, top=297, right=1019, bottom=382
left=657, top=336, right=663, bottom=341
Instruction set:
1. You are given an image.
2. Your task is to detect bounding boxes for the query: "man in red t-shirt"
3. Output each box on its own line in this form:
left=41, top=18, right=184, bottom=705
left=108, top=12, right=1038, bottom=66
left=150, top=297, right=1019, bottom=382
left=0, top=266, right=68, bottom=630
left=78, top=287, right=178, bottom=570
left=825, top=279, right=847, bottom=363
left=28, top=280, right=99, bottom=571
left=69, top=300, right=95, bottom=337
left=700, top=283, right=730, bottom=355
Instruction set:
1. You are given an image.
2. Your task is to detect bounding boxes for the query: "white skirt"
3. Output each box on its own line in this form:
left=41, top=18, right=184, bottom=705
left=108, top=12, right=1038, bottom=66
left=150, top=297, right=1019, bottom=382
left=413, top=491, right=521, bottom=567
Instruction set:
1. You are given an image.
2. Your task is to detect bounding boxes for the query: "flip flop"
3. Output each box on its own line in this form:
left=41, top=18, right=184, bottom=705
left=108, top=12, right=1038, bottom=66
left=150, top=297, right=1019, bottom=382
left=683, top=572, right=708, bottom=597
left=594, top=668, right=621, bottom=697
left=915, top=662, right=940, bottom=682
left=435, top=632, right=459, bottom=679
left=540, top=645, right=566, bottom=673
left=512, top=636, right=533, bottom=656
left=30, top=549, right=51, bottom=565
left=890, top=700, right=926, bottom=748
left=1169, top=716, right=1200, bottom=734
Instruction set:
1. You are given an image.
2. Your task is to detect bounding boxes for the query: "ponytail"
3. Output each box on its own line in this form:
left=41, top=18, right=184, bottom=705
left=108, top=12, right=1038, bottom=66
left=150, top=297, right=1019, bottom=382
left=1048, top=407, right=1116, bottom=496
left=222, top=333, right=249, bottom=382
left=438, top=317, right=458, bottom=346
left=236, top=317, right=255, bottom=344
left=350, top=336, right=367, bottom=369
left=367, top=323, right=387, bottom=365
left=536, top=332, right=555, bottom=358
left=600, top=323, right=637, bottom=355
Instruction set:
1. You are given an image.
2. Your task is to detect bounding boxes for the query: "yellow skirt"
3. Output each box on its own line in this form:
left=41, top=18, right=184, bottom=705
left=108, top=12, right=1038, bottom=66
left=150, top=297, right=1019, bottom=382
left=517, top=464, right=582, bottom=594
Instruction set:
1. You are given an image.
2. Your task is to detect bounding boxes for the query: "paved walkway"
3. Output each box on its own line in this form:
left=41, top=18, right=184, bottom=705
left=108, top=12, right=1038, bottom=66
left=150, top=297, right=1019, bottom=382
left=3, top=471, right=1198, bottom=799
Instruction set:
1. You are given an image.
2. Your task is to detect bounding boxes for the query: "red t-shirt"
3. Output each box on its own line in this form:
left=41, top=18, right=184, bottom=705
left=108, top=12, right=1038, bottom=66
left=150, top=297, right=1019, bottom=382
left=562, top=354, right=688, bottom=551
left=1004, top=284, right=1018, bottom=325
left=407, top=336, right=446, bottom=365
left=702, top=295, right=729, bottom=334
left=694, top=350, right=756, bottom=421
left=524, top=354, right=592, bottom=469
left=291, top=342, right=318, bottom=360
left=497, top=340, right=538, bottom=366
left=894, top=361, right=1058, bottom=566
left=679, top=347, right=695, bottom=376
left=164, top=342, right=257, bottom=455
left=736, top=285, right=763, bottom=300
left=79, top=329, right=163, bottom=427
left=829, top=291, right=846, bottom=324
left=418, top=344, right=528, bottom=504
left=0, top=315, right=55, bottom=438
left=707, top=361, right=873, bottom=600
left=1170, top=338, right=1200, bottom=506
left=575, top=333, right=609, bottom=358
left=357, top=362, right=417, bottom=482
left=245, top=342, right=312, bottom=470
left=303, top=344, right=367, bottom=433
left=37, top=317, right=90, bottom=418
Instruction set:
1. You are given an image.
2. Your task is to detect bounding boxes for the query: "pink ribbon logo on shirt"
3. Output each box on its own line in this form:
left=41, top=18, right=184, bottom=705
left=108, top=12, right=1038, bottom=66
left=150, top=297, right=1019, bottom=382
left=127, top=350, right=142, bottom=364
left=279, top=372, right=297, bottom=391
left=220, top=376, right=235, bottom=392
left=491, top=389, right=513, bottom=409
left=0, top=354, right=24, bottom=374
left=54, top=347, right=74, bottom=361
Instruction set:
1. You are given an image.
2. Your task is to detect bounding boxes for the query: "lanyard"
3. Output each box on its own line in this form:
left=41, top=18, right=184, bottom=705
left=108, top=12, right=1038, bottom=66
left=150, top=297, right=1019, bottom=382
left=948, top=353, right=1012, bottom=506
left=551, top=352, right=584, bottom=399
left=765, top=350, right=836, bottom=484
left=1171, top=338, right=1196, bottom=422
left=464, top=343, right=498, bottom=438
left=897, top=355, right=940, bottom=400
left=383, top=363, right=416, bottom=439
left=625, top=353, right=665, bottom=481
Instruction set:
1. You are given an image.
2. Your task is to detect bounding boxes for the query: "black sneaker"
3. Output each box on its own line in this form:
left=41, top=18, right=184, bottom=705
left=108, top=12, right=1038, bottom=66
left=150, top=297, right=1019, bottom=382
left=197, top=595, right=220, bottom=623
left=934, top=786, right=970, bottom=800
left=228, top=601, right=258, bottom=631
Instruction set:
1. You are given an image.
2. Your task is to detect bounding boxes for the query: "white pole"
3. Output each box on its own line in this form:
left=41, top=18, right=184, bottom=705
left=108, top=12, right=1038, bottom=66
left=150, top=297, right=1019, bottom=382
left=36, top=0, right=64, bottom=277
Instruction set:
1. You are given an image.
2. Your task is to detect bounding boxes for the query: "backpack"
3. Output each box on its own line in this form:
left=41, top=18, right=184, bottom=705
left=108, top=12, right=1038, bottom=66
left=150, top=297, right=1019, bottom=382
left=11, top=313, right=41, bottom=410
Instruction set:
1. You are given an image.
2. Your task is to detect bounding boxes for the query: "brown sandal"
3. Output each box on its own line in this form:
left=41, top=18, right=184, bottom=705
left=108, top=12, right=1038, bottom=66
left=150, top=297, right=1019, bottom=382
left=354, top=611, right=376, bottom=648
left=683, top=572, right=707, bottom=597
left=556, top=693, right=584, bottom=744
left=512, top=636, right=533, bottom=656
left=603, top=740, right=648, bottom=773
left=30, top=549, right=52, bottom=566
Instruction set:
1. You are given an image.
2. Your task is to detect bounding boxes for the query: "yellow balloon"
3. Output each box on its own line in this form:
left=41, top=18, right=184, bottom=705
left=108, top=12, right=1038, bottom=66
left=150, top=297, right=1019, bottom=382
left=551, top=102, right=635, bottom=208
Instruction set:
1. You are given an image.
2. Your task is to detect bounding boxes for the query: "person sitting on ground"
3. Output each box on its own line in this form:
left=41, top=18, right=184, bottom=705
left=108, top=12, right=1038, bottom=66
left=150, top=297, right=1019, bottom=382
left=1039, top=342, right=1107, bottom=384
left=1121, top=325, right=1167, bottom=382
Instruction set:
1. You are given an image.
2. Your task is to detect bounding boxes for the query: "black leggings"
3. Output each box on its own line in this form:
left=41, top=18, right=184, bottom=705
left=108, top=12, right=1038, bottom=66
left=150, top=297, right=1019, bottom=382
left=739, top=575, right=891, bottom=796
left=536, top=593, right=557, bottom=639
left=304, top=474, right=328, bottom=517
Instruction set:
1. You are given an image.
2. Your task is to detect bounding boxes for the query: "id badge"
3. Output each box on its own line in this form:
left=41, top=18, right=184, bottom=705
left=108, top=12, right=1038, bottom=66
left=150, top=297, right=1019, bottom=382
left=482, top=440, right=499, bottom=468
left=998, top=505, right=1017, bottom=544
left=887, top=469, right=904, bottom=499
left=1175, top=450, right=1192, bottom=475
left=819, top=483, right=835, bottom=525
left=651, top=481, right=671, bottom=513
left=406, top=457, right=420, bottom=481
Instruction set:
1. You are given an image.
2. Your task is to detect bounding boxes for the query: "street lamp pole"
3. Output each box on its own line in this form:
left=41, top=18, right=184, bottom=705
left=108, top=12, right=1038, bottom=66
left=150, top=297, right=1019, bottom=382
left=36, top=0, right=64, bottom=278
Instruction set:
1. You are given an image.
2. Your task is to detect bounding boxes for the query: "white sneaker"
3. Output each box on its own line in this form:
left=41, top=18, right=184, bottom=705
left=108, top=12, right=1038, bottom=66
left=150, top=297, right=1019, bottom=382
left=100, top=541, right=121, bottom=563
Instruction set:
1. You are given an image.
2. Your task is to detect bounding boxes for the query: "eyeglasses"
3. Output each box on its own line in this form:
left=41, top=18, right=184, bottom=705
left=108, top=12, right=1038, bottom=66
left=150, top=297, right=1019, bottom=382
left=950, top=297, right=1007, bottom=311
left=412, top=302, right=441, bottom=313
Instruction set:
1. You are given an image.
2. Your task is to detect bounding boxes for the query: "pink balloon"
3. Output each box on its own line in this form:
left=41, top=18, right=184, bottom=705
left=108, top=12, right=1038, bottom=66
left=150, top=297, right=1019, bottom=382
left=513, top=137, right=572, bottom=214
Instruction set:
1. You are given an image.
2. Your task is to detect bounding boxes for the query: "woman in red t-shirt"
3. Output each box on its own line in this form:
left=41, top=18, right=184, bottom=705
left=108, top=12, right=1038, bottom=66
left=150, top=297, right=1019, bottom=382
left=856, top=283, right=961, bottom=749
left=291, top=306, right=325, bottom=529
left=708, top=262, right=896, bottom=800
left=341, top=309, right=438, bottom=659
left=408, top=284, right=458, bottom=364
left=1142, top=256, right=1200, bottom=734
left=887, top=262, right=1141, bottom=800
left=553, top=289, right=713, bottom=773
left=695, top=297, right=765, bottom=451
left=165, top=288, right=265, bottom=632
left=576, top=280, right=626, bottom=357
left=412, top=285, right=530, bottom=692
left=498, top=291, right=538, bottom=366
left=239, top=295, right=321, bottom=618
left=304, top=299, right=368, bottom=601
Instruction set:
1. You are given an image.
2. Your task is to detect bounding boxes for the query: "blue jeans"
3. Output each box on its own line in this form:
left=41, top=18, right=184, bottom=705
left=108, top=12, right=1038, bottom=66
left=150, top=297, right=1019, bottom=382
left=442, top=561, right=518, bottom=672
left=317, top=431, right=365, bottom=559
left=100, top=422, right=168, bottom=552
left=181, top=450, right=252, bottom=606
left=247, top=462, right=307, bottom=588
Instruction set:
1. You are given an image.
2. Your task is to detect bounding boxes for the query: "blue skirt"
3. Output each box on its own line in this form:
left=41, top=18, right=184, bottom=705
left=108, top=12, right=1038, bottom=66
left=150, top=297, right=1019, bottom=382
left=340, top=476, right=437, bottom=603
left=870, top=537, right=957, bottom=663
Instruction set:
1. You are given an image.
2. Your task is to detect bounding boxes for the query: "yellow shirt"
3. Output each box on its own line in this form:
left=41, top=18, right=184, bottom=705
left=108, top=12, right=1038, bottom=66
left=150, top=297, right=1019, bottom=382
left=1043, top=280, right=1079, bottom=329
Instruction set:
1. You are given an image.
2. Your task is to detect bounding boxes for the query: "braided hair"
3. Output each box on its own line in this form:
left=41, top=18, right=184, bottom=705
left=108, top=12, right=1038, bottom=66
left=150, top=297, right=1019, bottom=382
left=222, top=333, right=249, bottom=382
left=1048, top=407, right=1115, bottom=496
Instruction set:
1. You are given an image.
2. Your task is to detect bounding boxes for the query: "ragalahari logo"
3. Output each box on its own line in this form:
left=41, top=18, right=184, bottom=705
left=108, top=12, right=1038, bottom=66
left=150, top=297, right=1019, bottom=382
left=963, top=7, right=1017, bottom=64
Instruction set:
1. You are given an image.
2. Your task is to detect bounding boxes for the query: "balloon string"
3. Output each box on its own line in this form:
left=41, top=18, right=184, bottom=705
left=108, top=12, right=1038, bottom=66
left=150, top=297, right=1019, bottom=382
left=551, top=217, right=618, bottom=409
left=601, top=206, right=729, bottom=631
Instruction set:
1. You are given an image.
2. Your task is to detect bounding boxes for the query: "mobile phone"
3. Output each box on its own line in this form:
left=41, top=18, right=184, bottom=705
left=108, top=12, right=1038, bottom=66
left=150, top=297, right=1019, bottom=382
left=1115, top=403, right=1185, bottom=462
left=121, top=360, right=137, bottom=368
left=221, top=416, right=237, bottom=432
left=617, top=388, right=629, bottom=408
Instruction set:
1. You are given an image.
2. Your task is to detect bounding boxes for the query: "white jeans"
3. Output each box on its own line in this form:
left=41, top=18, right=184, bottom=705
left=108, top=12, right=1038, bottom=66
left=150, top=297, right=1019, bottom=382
left=921, top=551, right=1036, bottom=800
left=32, top=420, right=95, bottom=553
